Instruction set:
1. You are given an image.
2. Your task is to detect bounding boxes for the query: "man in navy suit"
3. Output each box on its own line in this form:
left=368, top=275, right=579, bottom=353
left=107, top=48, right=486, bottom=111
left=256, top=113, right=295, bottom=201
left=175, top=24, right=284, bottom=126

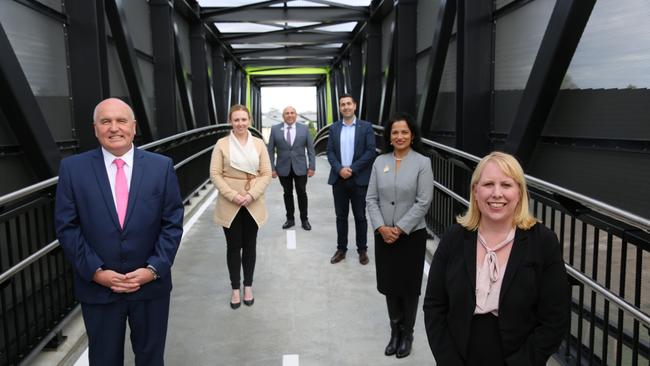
left=268, top=106, right=316, bottom=230
left=326, top=94, right=376, bottom=265
left=55, top=98, right=184, bottom=365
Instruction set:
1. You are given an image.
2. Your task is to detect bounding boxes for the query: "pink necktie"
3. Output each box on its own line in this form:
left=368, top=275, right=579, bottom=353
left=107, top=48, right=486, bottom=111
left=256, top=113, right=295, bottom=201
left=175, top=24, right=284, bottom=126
left=114, top=158, right=128, bottom=228
left=285, top=125, right=292, bottom=145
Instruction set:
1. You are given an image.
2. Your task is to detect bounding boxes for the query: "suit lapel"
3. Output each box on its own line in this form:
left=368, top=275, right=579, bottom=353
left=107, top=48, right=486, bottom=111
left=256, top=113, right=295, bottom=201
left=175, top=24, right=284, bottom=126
left=499, top=228, right=528, bottom=305
left=463, top=229, right=477, bottom=299
left=124, top=148, right=145, bottom=229
left=353, top=121, right=361, bottom=159
left=91, top=148, right=120, bottom=229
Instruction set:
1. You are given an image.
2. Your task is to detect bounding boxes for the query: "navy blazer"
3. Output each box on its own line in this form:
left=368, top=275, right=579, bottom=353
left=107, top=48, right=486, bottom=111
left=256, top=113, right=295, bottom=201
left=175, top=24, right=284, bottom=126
left=55, top=147, right=184, bottom=304
left=326, top=119, right=376, bottom=186
left=423, top=223, right=570, bottom=366
left=267, top=122, right=316, bottom=176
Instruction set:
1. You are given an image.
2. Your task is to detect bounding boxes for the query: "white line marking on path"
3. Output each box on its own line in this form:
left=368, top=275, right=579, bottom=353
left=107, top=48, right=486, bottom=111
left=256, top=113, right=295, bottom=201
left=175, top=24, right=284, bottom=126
left=283, top=354, right=299, bottom=366
left=286, top=230, right=296, bottom=249
left=73, top=189, right=219, bottom=366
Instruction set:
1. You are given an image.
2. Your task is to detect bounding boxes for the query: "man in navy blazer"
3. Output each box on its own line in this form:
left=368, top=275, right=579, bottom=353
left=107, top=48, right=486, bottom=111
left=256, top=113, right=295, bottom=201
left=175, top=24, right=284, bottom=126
left=55, top=98, right=184, bottom=365
left=327, top=94, right=376, bottom=265
left=267, top=106, right=316, bottom=230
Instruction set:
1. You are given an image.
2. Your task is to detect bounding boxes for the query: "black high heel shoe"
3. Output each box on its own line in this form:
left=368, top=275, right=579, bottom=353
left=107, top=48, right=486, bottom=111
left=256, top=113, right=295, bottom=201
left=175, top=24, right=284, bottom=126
left=230, top=289, right=241, bottom=309
left=243, top=286, right=254, bottom=306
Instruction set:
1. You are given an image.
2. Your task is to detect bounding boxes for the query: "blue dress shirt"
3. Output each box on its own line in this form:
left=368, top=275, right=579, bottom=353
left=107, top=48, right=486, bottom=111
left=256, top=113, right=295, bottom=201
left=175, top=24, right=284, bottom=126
left=340, top=118, right=356, bottom=167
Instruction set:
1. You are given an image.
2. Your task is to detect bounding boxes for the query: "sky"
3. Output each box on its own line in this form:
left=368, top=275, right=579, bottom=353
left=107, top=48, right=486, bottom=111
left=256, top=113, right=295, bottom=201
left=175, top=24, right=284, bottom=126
left=261, top=87, right=317, bottom=113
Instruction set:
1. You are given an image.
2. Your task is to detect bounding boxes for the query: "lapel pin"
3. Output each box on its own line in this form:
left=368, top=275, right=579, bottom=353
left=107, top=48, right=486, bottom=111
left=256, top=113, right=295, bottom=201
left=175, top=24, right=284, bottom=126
left=383, top=165, right=389, bottom=173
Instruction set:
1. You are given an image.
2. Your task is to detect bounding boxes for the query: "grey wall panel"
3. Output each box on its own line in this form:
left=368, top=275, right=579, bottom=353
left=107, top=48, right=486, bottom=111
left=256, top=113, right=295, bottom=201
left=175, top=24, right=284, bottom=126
left=0, top=1, right=69, bottom=96
left=107, top=42, right=129, bottom=97
left=544, top=89, right=650, bottom=140
left=439, top=40, right=456, bottom=92
left=36, top=97, right=73, bottom=141
left=416, top=55, right=427, bottom=110
left=493, top=90, right=521, bottom=133
left=138, top=57, right=155, bottom=125
left=494, top=0, right=554, bottom=91
left=0, top=156, right=39, bottom=195
left=561, top=0, right=650, bottom=89
left=431, top=92, right=455, bottom=131
left=122, top=0, right=153, bottom=56
left=35, top=0, right=62, bottom=11
left=529, top=144, right=650, bottom=218
left=381, top=11, right=394, bottom=73
left=416, top=0, right=440, bottom=53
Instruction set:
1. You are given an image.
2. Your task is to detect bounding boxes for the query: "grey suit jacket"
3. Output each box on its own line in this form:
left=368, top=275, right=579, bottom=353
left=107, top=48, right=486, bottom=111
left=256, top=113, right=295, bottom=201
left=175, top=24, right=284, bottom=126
left=366, top=150, right=434, bottom=234
left=267, top=122, right=316, bottom=177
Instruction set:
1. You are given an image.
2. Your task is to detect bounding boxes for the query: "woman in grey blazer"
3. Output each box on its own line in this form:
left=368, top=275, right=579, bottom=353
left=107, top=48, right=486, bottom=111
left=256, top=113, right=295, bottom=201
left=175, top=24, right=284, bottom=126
left=366, top=114, right=434, bottom=358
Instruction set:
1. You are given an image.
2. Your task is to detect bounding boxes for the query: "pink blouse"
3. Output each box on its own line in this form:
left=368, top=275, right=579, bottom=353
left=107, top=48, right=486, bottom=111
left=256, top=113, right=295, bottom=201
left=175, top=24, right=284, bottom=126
left=474, top=228, right=516, bottom=315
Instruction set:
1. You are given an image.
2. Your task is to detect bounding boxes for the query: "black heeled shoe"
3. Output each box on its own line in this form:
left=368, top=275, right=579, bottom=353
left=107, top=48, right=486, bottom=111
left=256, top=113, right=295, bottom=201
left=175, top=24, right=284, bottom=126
left=396, top=333, right=413, bottom=358
left=243, top=298, right=254, bottom=306
left=384, top=331, right=400, bottom=356
left=230, top=289, right=241, bottom=309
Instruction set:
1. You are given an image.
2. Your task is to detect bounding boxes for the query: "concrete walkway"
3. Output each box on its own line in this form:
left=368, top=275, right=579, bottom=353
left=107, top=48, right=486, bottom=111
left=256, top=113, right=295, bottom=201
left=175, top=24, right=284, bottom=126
left=161, top=157, right=433, bottom=365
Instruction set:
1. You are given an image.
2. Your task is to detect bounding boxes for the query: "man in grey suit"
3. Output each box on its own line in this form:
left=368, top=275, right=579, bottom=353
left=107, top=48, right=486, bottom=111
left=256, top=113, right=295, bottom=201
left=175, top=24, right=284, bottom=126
left=268, top=106, right=316, bottom=230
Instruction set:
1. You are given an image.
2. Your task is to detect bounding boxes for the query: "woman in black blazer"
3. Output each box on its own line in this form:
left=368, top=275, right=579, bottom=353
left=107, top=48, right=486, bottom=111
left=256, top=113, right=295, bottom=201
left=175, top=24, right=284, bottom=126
left=423, top=152, right=570, bottom=365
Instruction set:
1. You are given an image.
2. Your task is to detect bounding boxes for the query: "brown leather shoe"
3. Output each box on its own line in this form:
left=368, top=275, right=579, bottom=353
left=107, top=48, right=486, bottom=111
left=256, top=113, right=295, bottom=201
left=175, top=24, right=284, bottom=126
left=330, top=250, right=346, bottom=264
left=359, top=251, right=369, bottom=265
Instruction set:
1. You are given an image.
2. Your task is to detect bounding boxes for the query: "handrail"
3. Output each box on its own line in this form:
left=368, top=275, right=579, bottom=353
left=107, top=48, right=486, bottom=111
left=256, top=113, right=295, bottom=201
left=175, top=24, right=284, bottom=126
left=140, top=125, right=221, bottom=150
left=0, top=177, right=58, bottom=207
left=0, top=240, right=60, bottom=286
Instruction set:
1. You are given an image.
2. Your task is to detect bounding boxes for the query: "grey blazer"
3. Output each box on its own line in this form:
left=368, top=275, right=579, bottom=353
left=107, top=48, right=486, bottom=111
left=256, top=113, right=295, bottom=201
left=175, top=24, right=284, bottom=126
left=267, top=122, right=316, bottom=177
left=366, top=150, right=434, bottom=234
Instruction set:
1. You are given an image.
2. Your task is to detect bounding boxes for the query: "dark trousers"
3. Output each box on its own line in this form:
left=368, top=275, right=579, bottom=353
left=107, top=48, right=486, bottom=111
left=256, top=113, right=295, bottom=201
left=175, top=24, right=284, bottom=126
left=332, top=179, right=368, bottom=252
left=81, top=294, right=170, bottom=366
left=223, top=208, right=258, bottom=289
left=386, top=294, right=419, bottom=335
left=278, top=167, right=308, bottom=221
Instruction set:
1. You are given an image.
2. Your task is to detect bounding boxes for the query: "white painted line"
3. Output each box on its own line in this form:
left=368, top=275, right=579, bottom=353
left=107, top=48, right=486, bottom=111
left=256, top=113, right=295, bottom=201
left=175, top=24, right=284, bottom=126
left=73, top=189, right=219, bottom=366
left=181, top=189, right=219, bottom=241
left=424, top=259, right=431, bottom=277
left=286, top=230, right=296, bottom=249
left=283, top=354, right=299, bottom=366
left=73, top=348, right=89, bottom=366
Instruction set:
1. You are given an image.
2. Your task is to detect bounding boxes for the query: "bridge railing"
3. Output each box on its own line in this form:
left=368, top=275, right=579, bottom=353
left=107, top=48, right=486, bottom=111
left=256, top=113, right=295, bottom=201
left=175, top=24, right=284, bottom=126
left=0, top=125, right=259, bottom=365
left=316, top=125, right=650, bottom=365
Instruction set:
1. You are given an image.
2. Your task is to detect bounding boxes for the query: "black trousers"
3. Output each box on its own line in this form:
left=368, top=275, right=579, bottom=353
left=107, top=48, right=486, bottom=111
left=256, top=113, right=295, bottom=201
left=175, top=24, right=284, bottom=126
left=223, top=208, right=258, bottom=289
left=332, top=179, right=368, bottom=252
left=386, top=294, right=419, bottom=334
left=278, top=167, right=308, bottom=221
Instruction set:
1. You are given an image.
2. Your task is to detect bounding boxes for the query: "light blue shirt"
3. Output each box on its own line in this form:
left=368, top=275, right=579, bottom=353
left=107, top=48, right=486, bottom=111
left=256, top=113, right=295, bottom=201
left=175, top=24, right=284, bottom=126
left=340, top=118, right=356, bottom=167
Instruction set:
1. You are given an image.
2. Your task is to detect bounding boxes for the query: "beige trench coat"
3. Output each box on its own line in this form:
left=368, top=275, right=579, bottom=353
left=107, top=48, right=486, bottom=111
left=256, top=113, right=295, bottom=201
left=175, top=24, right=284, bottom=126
left=209, top=135, right=272, bottom=228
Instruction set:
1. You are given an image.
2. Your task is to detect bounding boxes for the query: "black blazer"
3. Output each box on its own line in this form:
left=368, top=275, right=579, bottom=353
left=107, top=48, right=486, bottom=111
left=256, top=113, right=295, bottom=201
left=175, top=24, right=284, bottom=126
left=423, top=223, right=570, bottom=366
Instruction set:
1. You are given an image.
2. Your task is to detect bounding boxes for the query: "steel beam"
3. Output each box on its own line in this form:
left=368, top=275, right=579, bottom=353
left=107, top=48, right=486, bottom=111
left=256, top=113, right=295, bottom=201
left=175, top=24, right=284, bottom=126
left=241, top=59, right=332, bottom=67
left=361, top=20, right=382, bottom=123
left=231, top=67, right=241, bottom=105
left=504, top=0, right=596, bottom=167
left=65, top=0, right=109, bottom=152
left=150, top=0, right=178, bottom=137
left=190, top=20, right=211, bottom=126
left=379, top=21, right=396, bottom=125
left=105, top=0, right=155, bottom=140
left=233, top=47, right=338, bottom=58
left=394, top=0, right=417, bottom=117
left=211, top=47, right=228, bottom=123
left=348, top=42, right=363, bottom=105
left=202, top=8, right=366, bottom=23
left=455, top=0, right=492, bottom=156
left=417, top=0, right=456, bottom=134
left=0, top=23, right=60, bottom=178
left=173, top=23, right=196, bottom=131
left=218, top=32, right=349, bottom=45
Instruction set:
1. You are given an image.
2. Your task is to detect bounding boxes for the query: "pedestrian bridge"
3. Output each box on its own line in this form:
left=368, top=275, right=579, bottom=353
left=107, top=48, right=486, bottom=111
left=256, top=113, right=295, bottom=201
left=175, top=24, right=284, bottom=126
left=4, top=125, right=647, bottom=366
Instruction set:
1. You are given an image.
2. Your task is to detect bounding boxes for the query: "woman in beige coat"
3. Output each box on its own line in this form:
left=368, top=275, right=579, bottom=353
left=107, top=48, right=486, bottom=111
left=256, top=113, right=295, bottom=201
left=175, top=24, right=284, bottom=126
left=210, top=105, right=271, bottom=309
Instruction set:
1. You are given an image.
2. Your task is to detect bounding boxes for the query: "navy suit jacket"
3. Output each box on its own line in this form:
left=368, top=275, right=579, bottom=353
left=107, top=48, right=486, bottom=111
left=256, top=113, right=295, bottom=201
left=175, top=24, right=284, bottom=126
left=55, top=147, right=184, bottom=304
left=326, top=119, right=376, bottom=186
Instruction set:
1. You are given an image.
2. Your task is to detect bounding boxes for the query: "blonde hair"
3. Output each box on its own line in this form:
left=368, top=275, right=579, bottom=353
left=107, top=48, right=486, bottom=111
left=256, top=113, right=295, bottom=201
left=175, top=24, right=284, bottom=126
left=456, top=151, right=537, bottom=230
left=228, top=104, right=252, bottom=123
